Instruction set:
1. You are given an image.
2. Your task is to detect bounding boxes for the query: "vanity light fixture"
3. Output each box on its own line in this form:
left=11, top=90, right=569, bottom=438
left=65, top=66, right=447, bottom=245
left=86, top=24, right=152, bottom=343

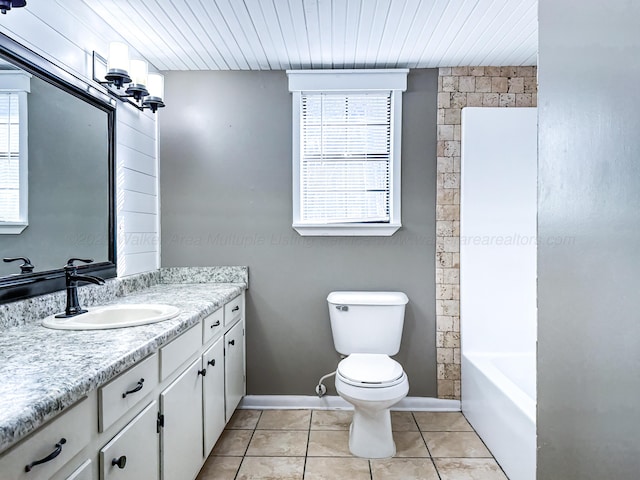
left=92, top=42, right=165, bottom=113
left=0, top=0, right=26, bottom=14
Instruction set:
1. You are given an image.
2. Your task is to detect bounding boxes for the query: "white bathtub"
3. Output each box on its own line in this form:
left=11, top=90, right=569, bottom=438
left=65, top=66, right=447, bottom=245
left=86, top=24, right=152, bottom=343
left=462, top=353, right=536, bottom=480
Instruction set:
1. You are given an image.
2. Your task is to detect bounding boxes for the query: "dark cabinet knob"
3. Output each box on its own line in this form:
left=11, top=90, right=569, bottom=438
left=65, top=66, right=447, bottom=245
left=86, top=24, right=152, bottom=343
left=210, top=320, right=221, bottom=328
left=228, top=339, right=235, bottom=346
left=231, top=306, right=240, bottom=312
left=207, top=359, right=216, bottom=367
left=198, top=369, right=207, bottom=377
left=112, top=456, right=127, bottom=469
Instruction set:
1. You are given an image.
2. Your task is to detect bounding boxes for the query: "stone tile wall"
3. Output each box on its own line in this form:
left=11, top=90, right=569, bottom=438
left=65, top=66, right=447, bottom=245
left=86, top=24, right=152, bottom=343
left=435, top=66, right=538, bottom=399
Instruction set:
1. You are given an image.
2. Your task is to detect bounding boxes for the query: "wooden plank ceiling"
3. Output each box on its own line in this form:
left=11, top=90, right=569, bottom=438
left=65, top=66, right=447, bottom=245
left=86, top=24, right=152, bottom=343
left=77, top=0, right=537, bottom=71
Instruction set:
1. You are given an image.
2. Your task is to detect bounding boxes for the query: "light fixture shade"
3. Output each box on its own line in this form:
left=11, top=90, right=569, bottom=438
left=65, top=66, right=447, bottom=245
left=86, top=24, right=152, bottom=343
left=129, top=60, right=148, bottom=87
left=142, top=73, right=165, bottom=112
left=107, top=42, right=129, bottom=74
left=146, top=73, right=164, bottom=100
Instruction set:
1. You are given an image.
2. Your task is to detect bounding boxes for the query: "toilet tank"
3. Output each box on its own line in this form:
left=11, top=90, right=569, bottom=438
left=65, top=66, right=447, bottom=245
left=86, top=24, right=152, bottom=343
left=327, top=291, right=409, bottom=356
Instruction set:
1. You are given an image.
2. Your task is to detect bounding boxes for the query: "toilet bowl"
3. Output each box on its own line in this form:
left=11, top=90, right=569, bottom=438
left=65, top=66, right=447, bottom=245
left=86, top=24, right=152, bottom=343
left=327, top=291, right=410, bottom=459
left=335, top=353, right=409, bottom=458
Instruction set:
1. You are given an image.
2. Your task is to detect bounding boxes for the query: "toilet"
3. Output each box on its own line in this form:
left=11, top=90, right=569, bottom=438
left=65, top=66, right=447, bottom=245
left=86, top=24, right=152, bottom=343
left=327, top=291, right=410, bottom=459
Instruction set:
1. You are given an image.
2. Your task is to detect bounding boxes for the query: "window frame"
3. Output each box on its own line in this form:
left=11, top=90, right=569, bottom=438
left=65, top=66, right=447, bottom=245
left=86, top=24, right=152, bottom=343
left=0, top=70, right=30, bottom=234
left=287, top=69, right=408, bottom=237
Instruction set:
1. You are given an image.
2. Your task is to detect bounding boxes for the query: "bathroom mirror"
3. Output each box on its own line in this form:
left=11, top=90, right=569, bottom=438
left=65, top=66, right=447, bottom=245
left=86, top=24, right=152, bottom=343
left=0, top=33, right=116, bottom=303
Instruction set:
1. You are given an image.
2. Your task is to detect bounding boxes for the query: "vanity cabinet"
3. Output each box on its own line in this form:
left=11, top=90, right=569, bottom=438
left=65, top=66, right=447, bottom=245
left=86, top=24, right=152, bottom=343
left=99, top=401, right=159, bottom=480
left=159, top=292, right=246, bottom=479
left=0, top=290, right=246, bottom=480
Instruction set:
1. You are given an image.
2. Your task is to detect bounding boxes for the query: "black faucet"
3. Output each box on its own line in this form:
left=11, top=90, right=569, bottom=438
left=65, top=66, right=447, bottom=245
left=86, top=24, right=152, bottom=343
left=55, top=258, right=105, bottom=318
left=3, top=256, right=35, bottom=274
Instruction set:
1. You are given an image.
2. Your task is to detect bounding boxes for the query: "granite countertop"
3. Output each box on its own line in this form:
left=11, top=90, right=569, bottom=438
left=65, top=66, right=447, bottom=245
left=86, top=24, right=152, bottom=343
left=0, top=282, right=245, bottom=455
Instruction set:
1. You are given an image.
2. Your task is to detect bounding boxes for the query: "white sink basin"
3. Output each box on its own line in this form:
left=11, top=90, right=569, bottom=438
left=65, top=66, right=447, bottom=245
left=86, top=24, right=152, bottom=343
left=42, top=304, right=180, bottom=330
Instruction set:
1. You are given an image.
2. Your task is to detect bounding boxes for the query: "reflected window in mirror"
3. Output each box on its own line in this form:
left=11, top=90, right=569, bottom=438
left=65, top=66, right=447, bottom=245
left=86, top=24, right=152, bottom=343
left=0, top=68, right=30, bottom=234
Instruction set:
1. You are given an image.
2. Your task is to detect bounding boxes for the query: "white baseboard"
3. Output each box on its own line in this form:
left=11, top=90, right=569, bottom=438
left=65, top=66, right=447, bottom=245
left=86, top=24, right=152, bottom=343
left=238, top=395, right=460, bottom=411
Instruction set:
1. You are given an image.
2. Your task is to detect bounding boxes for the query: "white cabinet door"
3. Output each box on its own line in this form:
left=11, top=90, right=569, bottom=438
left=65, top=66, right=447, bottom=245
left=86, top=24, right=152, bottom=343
left=224, top=319, right=245, bottom=421
left=100, top=401, right=159, bottom=480
left=160, top=359, right=204, bottom=480
left=202, top=338, right=225, bottom=456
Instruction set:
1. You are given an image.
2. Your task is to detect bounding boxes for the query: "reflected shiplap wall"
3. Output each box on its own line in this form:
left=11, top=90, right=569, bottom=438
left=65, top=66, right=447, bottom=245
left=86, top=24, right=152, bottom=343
left=0, top=4, right=159, bottom=276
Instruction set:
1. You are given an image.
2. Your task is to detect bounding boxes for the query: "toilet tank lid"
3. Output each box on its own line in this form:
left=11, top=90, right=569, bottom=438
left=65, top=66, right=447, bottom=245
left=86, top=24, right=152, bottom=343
left=327, top=291, right=408, bottom=306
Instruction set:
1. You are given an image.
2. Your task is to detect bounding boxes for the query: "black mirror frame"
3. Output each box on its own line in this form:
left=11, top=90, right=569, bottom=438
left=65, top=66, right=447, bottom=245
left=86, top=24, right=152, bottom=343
left=0, top=32, right=117, bottom=303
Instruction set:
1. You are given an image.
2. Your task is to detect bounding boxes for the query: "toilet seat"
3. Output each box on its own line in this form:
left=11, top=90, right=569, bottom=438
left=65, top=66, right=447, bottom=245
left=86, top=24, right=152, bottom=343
left=337, top=353, right=405, bottom=388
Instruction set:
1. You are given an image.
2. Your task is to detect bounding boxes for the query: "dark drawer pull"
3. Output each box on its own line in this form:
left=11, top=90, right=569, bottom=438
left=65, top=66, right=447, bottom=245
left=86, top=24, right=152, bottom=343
left=198, top=369, right=207, bottom=377
left=210, top=320, right=221, bottom=328
left=228, top=339, right=235, bottom=346
left=231, top=305, right=239, bottom=312
left=207, top=359, right=216, bottom=367
left=122, top=378, right=145, bottom=398
left=25, top=438, right=66, bottom=472
left=112, top=455, right=127, bottom=469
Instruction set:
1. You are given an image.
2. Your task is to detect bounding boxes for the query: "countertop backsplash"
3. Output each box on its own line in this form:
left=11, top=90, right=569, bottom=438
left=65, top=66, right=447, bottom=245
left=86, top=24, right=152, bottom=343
left=0, top=266, right=248, bottom=329
left=160, top=266, right=249, bottom=285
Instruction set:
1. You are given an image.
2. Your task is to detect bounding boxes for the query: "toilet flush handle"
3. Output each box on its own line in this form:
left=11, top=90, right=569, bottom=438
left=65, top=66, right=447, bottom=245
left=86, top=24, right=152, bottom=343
left=335, top=305, right=349, bottom=312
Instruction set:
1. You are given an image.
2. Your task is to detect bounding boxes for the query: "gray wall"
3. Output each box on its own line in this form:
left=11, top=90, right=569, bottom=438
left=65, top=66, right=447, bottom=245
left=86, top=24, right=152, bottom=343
left=0, top=75, right=109, bottom=276
left=160, top=70, right=437, bottom=396
left=538, top=1, right=640, bottom=477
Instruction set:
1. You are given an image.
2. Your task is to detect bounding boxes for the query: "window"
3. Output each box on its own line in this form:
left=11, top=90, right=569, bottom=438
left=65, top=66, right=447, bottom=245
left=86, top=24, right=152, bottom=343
left=0, top=70, right=30, bottom=234
left=287, top=69, right=408, bottom=236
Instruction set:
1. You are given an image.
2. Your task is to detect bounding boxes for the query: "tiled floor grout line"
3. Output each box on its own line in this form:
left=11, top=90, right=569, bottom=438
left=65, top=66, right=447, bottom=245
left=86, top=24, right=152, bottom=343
left=302, top=411, right=313, bottom=479
left=459, top=411, right=510, bottom=477
left=425, top=436, right=443, bottom=480
left=411, top=412, right=443, bottom=480
left=233, top=410, right=262, bottom=479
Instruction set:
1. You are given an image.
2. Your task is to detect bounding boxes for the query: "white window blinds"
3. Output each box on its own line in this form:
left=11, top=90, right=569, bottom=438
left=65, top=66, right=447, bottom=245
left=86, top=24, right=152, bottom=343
left=288, top=68, right=407, bottom=236
left=300, top=92, right=391, bottom=224
left=0, top=93, right=20, bottom=222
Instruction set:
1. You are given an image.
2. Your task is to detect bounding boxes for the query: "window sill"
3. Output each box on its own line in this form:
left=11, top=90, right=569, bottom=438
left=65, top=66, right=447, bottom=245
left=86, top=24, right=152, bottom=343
left=0, top=222, right=28, bottom=234
left=293, top=223, right=401, bottom=237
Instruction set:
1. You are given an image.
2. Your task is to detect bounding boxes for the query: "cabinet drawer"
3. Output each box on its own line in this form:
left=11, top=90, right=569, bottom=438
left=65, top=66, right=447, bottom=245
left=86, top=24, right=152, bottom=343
left=224, top=294, right=243, bottom=328
left=100, top=401, right=159, bottom=480
left=160, top=324, right=201, bottom=381
left=202, top=308, right=223, bottom=345
left=62, top=459, right=92, bottom=480
left=99, top=353, right=159, bottom=432
left=0, top=397, right=91, bottom=480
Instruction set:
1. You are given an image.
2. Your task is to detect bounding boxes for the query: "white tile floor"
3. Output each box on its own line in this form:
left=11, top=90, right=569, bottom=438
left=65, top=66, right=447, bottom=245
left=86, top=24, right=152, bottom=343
left=196, top=409, right=508, bottom=480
